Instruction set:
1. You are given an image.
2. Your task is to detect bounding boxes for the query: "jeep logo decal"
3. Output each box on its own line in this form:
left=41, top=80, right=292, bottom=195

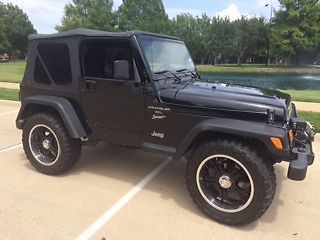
left=151, top=131, right=165, bottom=139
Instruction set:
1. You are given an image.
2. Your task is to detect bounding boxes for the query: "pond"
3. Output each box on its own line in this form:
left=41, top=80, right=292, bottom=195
left=200, top=73, right=320, bottom=90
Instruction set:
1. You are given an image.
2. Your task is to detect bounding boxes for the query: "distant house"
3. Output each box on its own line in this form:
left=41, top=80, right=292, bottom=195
left=0, top=53, right=9, bottom=62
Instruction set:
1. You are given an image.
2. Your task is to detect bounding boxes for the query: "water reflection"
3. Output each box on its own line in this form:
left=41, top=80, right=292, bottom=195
left=200, top=73, right=320, bottom=90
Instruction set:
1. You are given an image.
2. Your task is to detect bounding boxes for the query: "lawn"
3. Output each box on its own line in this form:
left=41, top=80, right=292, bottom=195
left=0, top=61, right=26, bottom=83
left=197, top=64, right=320, bottom=74
left=283, top=90, right=320, bottom=103
left=0, top=88, right=19, bottom=101
left=298, top=111, right=320, bottom=132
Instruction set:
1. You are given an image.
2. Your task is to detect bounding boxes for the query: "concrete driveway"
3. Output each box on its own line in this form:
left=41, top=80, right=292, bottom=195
left=0, top=100, right=319, bottom=240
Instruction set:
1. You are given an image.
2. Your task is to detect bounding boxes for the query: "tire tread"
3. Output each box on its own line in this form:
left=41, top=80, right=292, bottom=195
left=186, top=139, right=276, bottom=225
left=22, top=113, right=81, bottom=175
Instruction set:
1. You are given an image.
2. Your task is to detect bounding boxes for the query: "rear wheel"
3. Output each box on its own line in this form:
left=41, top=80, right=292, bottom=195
left=22, top=113, right=81, bottom=175
left=186, top=139, right=276, bottom=225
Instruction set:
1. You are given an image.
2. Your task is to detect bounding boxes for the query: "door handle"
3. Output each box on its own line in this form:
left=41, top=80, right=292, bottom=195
left=86, top=80, right=96, bottom=92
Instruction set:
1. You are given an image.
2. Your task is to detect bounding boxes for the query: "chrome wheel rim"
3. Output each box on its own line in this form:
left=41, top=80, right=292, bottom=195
left=196, top=154, right=254, bottom=213
left=28, top=124, right=60, bottom=166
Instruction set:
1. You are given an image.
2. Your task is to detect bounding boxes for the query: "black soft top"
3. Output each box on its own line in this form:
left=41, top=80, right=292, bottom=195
left=29, top=28, right=181, bottom=41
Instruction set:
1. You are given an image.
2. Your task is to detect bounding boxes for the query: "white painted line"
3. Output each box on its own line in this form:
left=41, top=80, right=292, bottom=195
left=0, top=143, right=22, bottom=154
left=0, top=109, right=19, bottom=116
left=76, top=158, right=172, bottom=240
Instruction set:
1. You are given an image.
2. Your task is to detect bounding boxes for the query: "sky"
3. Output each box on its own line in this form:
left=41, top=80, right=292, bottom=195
left=1, top=0, right=280, bottom=34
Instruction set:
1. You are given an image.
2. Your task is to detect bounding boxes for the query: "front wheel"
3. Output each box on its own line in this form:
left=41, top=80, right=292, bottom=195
left=186, top=139, right=276, bottom=225
left=22, top=113, right=81, bottom=175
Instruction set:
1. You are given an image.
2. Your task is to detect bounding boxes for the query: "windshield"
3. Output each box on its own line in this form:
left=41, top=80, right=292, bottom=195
left=138, top=36, right=196, bottom=74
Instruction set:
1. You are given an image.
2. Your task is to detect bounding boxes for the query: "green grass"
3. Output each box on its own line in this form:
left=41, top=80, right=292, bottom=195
left=298, top=111, right=320, bottom=132
left=0, top=61, right=26, bottom=83
left=197, top=64, right=320, bottom=74
left=0, top=88, right=19, bottom=101
left=283, top=90, right=320, bottom=103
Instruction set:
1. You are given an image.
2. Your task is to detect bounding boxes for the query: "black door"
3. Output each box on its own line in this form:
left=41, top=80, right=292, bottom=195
left=80, top=39, right=145, bottom=135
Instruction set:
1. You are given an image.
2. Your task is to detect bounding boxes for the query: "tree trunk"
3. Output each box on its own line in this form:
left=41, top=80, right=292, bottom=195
left=295, top=55, right=300, bottom=66
left=237, top=55, right=242, bottom=66
left=294, top=49, right=301, bottom=66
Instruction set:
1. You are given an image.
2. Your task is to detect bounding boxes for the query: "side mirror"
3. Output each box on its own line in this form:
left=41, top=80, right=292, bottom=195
left=114, top=60, right=130, bottom=80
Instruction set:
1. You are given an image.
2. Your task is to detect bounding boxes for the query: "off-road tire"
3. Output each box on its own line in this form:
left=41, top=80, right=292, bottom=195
left=186, top=139, right=276, bottom=225
left=22, top=113, right=81, bottom=175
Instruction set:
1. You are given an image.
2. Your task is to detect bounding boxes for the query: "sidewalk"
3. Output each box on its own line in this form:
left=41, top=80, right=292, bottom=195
left=0, top=82, right=19, bottom=90
left=0, top=99, right=20, bottom=106
left=294, top=101, right=320, bottom=113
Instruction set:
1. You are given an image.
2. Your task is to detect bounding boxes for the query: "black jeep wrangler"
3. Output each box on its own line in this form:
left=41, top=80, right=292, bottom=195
left=16, top=28, right=315, bottom=225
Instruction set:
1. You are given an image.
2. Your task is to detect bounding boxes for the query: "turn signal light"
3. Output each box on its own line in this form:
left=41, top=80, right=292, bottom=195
left=271, top=137, right=283, bottom=150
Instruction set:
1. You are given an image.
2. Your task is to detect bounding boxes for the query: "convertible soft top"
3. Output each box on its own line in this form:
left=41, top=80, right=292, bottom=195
left=28, top=28, right=180, bottom=41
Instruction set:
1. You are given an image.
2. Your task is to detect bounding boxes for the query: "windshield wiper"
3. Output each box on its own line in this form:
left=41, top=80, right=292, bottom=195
left=154, top=70, right=182, bottom=83
left=176, top=68, right=198, bottom=79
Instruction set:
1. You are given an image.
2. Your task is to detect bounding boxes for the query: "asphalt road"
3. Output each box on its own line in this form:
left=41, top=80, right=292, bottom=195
left=0, top=100, right=319, bottom=240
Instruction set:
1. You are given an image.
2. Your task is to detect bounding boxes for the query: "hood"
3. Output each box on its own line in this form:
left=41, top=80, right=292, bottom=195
left=159, top=81, right=291, bottom=123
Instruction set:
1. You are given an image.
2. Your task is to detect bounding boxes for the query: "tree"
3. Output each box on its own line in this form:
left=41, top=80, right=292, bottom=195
left=271, top=0, right=320, bottom=65
left=1, top=3, right=36, bottom=57
left=231, top=17, right=266, bottom=65
left=117, top=0, right=170, bottom=33
left=55, top=0, right=280, bottom=65
left=0, top=22, right=9, bottom=53
left=0, top=2, right=35, bottom=56
left=169, top=14, right=211, bottom=63
left=0, top=3, right=10, bottom=53
left=207, top=17, right=237, bottom=64
left=57, top=0, right=117, bottom=32
left=170, top=15, right=269, bottom=65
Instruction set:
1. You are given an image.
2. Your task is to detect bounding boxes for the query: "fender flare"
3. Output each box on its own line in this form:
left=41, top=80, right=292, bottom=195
left=173, top=118, right=290, bottom=160
left=16, top=95, right=87, bottom=139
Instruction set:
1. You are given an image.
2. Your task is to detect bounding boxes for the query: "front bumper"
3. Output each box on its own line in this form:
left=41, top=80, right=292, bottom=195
left=287, top=119, right=316, bottom=181
left=288, top=140, right=314, bottom=181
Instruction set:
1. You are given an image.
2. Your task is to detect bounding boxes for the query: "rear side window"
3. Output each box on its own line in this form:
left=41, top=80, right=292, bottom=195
left=35, top=42, right=72, bottom=85
left=34, top=56, right=51, bottom=85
